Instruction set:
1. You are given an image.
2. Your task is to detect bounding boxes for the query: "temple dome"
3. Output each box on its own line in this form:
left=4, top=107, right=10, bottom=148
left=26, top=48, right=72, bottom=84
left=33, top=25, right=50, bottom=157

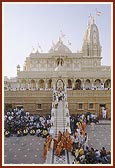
left=49, top=37, right=72, bottom=54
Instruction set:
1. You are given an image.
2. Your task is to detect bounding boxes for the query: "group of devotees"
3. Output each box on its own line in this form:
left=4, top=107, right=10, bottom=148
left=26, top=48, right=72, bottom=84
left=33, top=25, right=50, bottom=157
left=43, top=113, right=111, bottom=164
left=4, top=107, right=51, bottom=138
left=4, top=106, right=111, bottom=164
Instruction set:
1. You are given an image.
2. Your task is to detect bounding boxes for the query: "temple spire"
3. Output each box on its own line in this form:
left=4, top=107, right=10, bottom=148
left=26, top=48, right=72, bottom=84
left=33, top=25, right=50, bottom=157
left=59, top=36, right=63, bottom=43
left=92, top=16, right=95, bottom=24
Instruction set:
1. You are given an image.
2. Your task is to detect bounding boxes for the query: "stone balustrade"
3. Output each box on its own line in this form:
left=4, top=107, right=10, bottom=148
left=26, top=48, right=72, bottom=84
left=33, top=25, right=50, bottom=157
left=4, top=90, right=111, bottom=98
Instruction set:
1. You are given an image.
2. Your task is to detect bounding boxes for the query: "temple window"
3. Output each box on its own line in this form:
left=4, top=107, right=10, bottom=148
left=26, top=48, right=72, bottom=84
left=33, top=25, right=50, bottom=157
left=38, top=104, right=41, bottom=109
left=89, top=103, right=93, bottom=109
left=79, top=103, right=83, bottom=109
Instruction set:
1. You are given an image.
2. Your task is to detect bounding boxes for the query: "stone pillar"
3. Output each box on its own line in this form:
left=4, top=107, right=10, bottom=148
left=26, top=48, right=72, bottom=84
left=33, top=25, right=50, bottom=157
left=28, top=83, right=30, bottom=90
left=18, top=81, right=21, bottom=90
left=81, top=79, right=85, bottom=89
left=25, top=80, right=27, bottom=89
left=45, top=82, right=48, bottom=89
left=53, top=84, right=56, bottom=91
left=64, top=79, right=68, bottom=91
left=101, top=83, right=104, bottom=90
left=30, top=80, right=32, bottom=89
left=64, top=83, right=67, bottom=92
left=92, top=83, right=94, bottom=88
left=52, top=79, right=56, bottom=91
left=102, top=79, right=105, bottom=89
left=27, top=80, right=30, bottom=90
left=37, top=80, right=39, bottom=89
left=72, top=79, right=75, bottom=89
left=36, top=80, right=38, bottom=89
left=91, top=79, right=94, bottom=89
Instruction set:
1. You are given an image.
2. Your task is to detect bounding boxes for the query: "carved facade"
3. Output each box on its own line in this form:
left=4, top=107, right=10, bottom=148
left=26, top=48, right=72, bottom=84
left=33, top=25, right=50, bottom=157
left=4, top=17, right=111, bottom=117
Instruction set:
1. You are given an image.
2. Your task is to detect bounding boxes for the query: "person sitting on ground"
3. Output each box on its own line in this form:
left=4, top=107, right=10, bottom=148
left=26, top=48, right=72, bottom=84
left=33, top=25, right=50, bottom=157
left=17, top=128, right=22, bottom=137
left=95, top=149, right=101, bottom=162
left=89, top=147, right=96, bottom=163
left=78, top=145, right=84, bottom=157
left=36, top=128, right=42, bottom=137
left=4, top=129, right=10, bottom=137
left=100, top=147, right=107, bottom=157
left=105, top=151, right=111, bottom=164
left=42, top=129, right=49, bottom=138
left=23, top=127, right=28, bottom=136
left=29, top=128, right=36, bottom=135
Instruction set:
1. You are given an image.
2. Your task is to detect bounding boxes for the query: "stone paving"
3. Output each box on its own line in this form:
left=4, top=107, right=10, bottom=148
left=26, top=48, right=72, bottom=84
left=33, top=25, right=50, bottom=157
left=4, top=120, right=111, bottom=165
left=86, top=120, right=111, bottom=152
left=4, top=135, right=44, bottom=164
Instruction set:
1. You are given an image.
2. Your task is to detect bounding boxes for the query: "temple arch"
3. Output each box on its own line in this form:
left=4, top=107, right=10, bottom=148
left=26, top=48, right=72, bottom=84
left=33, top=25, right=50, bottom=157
left=39, top=79, right=45, bottom=89
left=47, top=79, right=52, bottom=88
left=56, top=79, right=64, bottom=90
left=21, top=79, right=27, bottom=89
left=104, top=79, right=111, bottom=89
left=67, top=79, right=72, bottom=88
left=75, top=79, right=81, bottom=90
left=85, top=79, right=91, bottom=89
left=31, top=79, right=36, bottom=89
left=94, top=79, right=101, bottom=88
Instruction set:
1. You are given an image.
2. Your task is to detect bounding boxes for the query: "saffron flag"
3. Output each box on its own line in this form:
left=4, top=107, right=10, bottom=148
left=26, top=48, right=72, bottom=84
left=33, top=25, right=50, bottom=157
left=95, top=8, right=101, bottom=16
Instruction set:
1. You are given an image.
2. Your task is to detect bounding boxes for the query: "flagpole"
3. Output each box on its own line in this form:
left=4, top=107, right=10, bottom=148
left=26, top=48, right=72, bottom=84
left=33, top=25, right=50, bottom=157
left=95, top=8, right=101, bottom=25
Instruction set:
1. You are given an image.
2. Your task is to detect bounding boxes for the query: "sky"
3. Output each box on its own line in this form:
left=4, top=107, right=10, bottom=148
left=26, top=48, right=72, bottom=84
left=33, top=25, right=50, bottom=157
left=3, top=2, right=112, bottom=78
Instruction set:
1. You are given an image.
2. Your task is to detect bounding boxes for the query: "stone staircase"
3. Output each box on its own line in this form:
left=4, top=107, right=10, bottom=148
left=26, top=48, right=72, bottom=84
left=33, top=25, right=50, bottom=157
left=45, top=89, right=72, bottom=164
left=55, top=101, right=66, bottom=136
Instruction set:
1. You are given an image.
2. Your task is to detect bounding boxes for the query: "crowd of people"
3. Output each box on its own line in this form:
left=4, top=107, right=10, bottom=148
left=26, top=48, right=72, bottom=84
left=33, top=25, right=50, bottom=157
left=72, top=86, right=111, bottom=90
left=4, top=107, right=51, bottom=138
left=4, top=107, right=111, bottom=164
left=44, top=113, right=111, bottom=164
left=70, top=113, right=99, bottom=134
left=5, top=85, right=111, bottom=91
left=5, top=87, right=53, bottom=91
left=43, top=114, right=88, bottom=161
left=72, top=146, right=111, bottom=164
left=69, top=114, right=111, bottom=164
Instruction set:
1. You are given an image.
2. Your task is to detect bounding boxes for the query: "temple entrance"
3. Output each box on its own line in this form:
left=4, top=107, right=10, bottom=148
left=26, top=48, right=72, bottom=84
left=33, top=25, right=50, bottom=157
left=56, top=79, right=64, bottom=91
left=99, top=104, right=107, bottom=119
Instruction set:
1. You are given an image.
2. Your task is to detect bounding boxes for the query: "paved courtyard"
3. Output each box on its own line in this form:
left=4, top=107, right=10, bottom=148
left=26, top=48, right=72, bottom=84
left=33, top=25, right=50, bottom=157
left=4, top=135, right=44, bottom=165
left=4, top=120, right=111, bottom=165
left=86, top=120, right=111, bottom=152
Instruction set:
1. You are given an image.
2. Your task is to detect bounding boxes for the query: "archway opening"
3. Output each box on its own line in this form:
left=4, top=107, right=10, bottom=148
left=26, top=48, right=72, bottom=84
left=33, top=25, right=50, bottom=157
left=56, top=79, right=64, bottom=91
left=21, top=79, right=27, bottom=89
left=85, top=79, right=91, bottom=90
left=68, top=79, right=72, bottom=88
left=94, top=79, right=101, bottom=88
left=75, top=79, right=81, bottom=90
left=39, top=79, right=45, bottom=89
left=48, top=79, right=52, bottom=88
left=31, top=79, right=36, bottom=89
left=104, top=79, right=111, bottom=89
